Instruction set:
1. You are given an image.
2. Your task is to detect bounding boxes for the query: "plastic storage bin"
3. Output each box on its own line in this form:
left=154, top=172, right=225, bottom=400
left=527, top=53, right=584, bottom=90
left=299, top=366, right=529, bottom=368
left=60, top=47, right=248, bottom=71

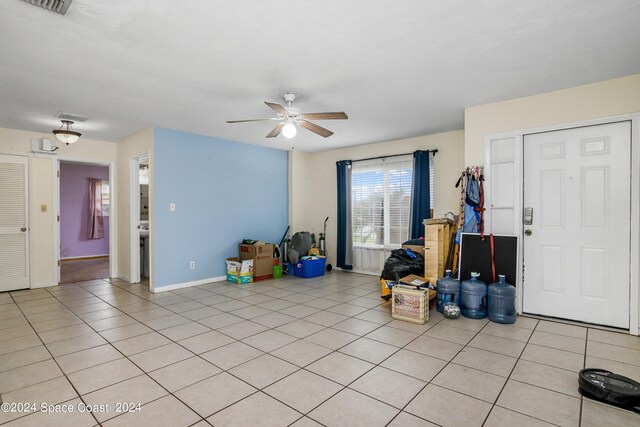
left=294, top=257, right=326, bottom=278
left=436, top=270, right=461, bottom=313
left=460, top=272, right=488, bottom=319
left=488, top=274, right=516, bottom=324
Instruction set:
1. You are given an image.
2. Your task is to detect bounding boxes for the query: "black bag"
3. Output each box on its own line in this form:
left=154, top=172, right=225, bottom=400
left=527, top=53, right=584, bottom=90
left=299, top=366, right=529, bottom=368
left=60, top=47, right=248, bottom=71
left=381, top=248, right=424, bottom=281
left=578, top=368, right=640, bottom=413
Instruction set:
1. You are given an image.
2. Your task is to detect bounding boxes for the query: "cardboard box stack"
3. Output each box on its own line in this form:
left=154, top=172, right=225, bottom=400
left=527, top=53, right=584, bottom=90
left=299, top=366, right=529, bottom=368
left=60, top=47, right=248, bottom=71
left=239, top=242, right=274, bottom=281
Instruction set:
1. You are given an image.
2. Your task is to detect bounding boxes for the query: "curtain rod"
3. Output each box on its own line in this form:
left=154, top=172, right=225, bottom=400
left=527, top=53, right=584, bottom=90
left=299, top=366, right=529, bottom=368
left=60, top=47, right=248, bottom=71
left=350, top=149, right=438, bottom=163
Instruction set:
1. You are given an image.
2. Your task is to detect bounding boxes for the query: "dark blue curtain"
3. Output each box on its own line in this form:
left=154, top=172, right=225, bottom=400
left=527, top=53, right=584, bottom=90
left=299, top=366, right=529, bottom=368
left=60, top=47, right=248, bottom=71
left=409, top=150, right=431, bottom=239
left=336, top=160, right=353, bottom=269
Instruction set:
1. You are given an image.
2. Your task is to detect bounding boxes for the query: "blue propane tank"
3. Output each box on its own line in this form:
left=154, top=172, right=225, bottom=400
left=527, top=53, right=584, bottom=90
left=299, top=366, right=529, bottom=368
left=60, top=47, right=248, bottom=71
left=488, top=274, right=517, bottom=324
left=436, top=270, right=461, bottom=313
left=460, top=272, right=488, bottom=319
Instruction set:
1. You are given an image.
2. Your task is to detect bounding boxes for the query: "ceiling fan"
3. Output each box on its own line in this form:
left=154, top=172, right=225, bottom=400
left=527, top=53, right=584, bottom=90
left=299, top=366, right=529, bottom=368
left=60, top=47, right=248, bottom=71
left=226, top=92, right=348, bottom=139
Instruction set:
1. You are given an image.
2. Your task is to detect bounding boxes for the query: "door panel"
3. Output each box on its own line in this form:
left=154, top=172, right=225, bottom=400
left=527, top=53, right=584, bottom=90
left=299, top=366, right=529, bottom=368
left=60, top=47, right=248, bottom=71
left=523, top=122, right=631, bottom=328
left=0, top=155, right=29, bottom=292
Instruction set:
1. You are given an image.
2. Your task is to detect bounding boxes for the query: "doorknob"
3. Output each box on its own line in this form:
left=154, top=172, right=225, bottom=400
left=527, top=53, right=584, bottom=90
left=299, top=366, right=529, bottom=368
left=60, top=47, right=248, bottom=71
left=20, top=227, right=27, bottom=232
left=525, top=229, right=532, bottom=236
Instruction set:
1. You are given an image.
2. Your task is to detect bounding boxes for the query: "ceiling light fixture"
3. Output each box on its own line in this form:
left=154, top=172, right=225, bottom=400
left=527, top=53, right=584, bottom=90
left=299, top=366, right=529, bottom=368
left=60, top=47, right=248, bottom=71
left=282, top=121, right=297, bottom=139
left=52, top=120, right=81, bottom=145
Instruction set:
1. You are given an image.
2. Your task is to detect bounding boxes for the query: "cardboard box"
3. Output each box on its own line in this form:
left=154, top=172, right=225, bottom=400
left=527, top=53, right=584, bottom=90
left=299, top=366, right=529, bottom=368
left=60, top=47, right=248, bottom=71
left=399, top=274, right=437, bottom=309
left=226, top=258, right=253, bottom=284
left=239, top=243, right=274, bottom=280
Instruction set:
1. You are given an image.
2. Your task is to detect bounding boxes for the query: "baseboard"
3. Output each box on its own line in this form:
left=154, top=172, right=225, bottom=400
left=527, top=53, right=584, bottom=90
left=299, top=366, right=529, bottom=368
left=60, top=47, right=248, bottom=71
left=335, top=267, right=379, bottom=276
left=153, top=275, right=227, bottom=293
left=116, top=275, right=132, bottom=283
left=31, top=282, right=58, bottom=289
left=61, top=255, right=109, bottom=261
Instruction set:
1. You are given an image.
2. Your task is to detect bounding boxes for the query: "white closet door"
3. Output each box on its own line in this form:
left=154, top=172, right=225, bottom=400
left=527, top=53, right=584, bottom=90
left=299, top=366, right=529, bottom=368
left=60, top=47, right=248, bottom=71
left=523, top=122, right=631, bottom=328
left=0, top=155, right=30, bottom=292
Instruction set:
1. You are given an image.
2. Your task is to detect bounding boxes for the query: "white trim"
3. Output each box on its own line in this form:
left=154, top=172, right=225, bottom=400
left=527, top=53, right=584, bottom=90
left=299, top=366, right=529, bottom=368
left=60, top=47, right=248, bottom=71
left=129, top=156, right=141, bottom=284
left=54, top=157, right=117, bottom=285
left=350, top=269, right=380, bottom=277
left=153, top=275, right=227, bottom=293
left=484, top=112, right=640, bottom=335
left=60, top=254, right=109, bottom=260
left=117, top=275, right=132, bottom=283
left=30, top=281, right=57, bottom=289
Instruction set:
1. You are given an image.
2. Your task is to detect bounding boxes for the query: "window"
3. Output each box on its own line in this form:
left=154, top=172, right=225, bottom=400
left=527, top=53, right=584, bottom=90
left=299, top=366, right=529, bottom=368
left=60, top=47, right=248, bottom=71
left=101, top=180, right=110, bottom=216
left=351, top=155, right=414, bottom=248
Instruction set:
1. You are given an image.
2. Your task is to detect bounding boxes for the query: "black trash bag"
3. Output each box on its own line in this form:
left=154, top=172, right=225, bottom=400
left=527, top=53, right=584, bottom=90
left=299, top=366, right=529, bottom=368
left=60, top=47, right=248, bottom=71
left=381, top=248, right=424, bottom=281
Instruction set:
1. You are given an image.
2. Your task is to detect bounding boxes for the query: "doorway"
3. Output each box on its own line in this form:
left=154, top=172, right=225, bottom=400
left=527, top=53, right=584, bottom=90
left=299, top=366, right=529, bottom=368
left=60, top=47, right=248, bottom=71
left=522, top=121, right=631, bottom=328
left=130, top=153, right=151, bottom=286
left=58, top=161, right=112, bottom=283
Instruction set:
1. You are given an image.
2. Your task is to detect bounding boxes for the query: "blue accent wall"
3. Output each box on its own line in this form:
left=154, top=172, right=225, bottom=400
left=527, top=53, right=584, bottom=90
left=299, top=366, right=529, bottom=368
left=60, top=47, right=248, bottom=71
left=153, top=128, right=288, bottom=288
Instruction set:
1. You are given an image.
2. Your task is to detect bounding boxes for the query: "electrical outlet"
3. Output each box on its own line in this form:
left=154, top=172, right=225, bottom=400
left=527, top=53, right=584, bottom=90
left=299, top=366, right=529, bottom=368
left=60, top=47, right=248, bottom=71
left=189, top=261, right=195, bottom=269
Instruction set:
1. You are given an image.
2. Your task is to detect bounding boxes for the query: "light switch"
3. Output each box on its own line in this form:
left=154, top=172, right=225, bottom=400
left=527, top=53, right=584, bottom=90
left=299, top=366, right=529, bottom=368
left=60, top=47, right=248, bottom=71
left=169, top=203, right=176, bottom=212
left=40, top=204, right=47, bottom=212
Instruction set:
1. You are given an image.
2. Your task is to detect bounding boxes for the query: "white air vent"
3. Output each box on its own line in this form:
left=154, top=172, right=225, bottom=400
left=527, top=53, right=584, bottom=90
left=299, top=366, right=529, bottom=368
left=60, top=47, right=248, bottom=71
left=21, top=0, right=73, bottom=15
left=55, top=111, right=88, bottom=122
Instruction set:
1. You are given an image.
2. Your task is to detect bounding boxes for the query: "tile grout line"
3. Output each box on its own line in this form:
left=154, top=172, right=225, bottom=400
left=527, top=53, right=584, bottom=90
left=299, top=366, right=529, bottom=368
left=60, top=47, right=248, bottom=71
left=478, top=318, right=538, bottom=427
left=2, top=290, right=102, bottom=427
left=384, top=316, right=489, bottom=427
left=41, top=282, right=213, bottom=426
left=45, top=277, right=375, bottom=423
left=578, top=328, right=589, bottom=427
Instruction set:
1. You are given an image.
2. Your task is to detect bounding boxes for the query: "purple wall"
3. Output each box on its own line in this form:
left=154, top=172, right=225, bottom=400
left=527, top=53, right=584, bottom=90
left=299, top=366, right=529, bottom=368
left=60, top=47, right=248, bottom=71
left=60, top=162, right=110, bottom=258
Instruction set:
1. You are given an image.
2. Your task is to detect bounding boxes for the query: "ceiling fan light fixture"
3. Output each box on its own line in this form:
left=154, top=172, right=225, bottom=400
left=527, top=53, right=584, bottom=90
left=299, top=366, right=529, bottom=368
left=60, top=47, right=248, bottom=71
left=52, top=120, right=81, bottom=144
left=282, top=121, right=297, bottom=139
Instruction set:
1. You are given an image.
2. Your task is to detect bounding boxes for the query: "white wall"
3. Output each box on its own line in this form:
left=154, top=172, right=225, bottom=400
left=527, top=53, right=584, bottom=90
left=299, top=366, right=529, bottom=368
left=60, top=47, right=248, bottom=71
left=289, top=130, right=464, bottom=267
left=0, top=127, right=116, bottom=288
left=115, top=127, right=154, bottom=284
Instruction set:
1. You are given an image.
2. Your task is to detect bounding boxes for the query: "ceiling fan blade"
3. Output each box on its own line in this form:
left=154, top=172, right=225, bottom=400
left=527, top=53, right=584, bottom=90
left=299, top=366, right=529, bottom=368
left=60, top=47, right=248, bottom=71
left=300, top=120, right=334, bottom=138
left=226, top=118, right=277, bottom=123
left=301, top=112, right=348, bottom=120
left=266, top=123, right=285, bottom=138
left=265, top=101, right=288, bottom=115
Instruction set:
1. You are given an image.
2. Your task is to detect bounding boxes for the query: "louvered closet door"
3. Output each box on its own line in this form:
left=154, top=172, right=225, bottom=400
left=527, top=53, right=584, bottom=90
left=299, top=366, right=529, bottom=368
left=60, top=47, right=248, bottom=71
left=0, top=155, right=29, bottom=292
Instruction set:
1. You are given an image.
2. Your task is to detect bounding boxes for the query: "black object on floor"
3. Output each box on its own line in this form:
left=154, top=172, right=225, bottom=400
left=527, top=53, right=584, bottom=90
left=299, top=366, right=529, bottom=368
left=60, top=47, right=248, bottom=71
left=578, top=368, right=640, bottom=413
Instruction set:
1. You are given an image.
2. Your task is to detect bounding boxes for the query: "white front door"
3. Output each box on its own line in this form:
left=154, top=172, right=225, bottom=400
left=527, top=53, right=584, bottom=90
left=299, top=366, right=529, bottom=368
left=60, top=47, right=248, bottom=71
left=523, top=121, right=631, bottom=328
left=0, top=154, right=30, bottom=292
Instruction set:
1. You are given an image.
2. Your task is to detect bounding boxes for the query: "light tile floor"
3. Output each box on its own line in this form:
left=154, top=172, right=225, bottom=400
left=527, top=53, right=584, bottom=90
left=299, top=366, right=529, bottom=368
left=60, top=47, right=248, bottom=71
left=0, top=271, right=639, bottom=426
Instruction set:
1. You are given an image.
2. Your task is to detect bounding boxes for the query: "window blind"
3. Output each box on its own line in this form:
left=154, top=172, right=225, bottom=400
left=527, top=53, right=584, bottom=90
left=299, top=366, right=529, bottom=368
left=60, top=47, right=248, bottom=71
left=351, top=155, right=413, bottom=248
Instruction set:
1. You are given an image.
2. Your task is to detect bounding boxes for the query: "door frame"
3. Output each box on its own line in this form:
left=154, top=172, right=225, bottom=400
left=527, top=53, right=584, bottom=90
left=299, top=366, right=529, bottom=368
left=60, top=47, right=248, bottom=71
left=484, top=113, right=640, bottom=335
left=129, top=152, right=152, bottom=290
left=54, top=157, right=117, bottom=284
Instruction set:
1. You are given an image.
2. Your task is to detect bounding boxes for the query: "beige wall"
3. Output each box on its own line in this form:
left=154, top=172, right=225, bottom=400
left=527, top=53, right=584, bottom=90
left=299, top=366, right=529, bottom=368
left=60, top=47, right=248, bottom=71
left=116, top=128, right=154, bottom=285
left=465, top=73, right=640, bottom=165
left=0, top=127, right=116, bottom=288
left=289, top=130, right=464, bottom=267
